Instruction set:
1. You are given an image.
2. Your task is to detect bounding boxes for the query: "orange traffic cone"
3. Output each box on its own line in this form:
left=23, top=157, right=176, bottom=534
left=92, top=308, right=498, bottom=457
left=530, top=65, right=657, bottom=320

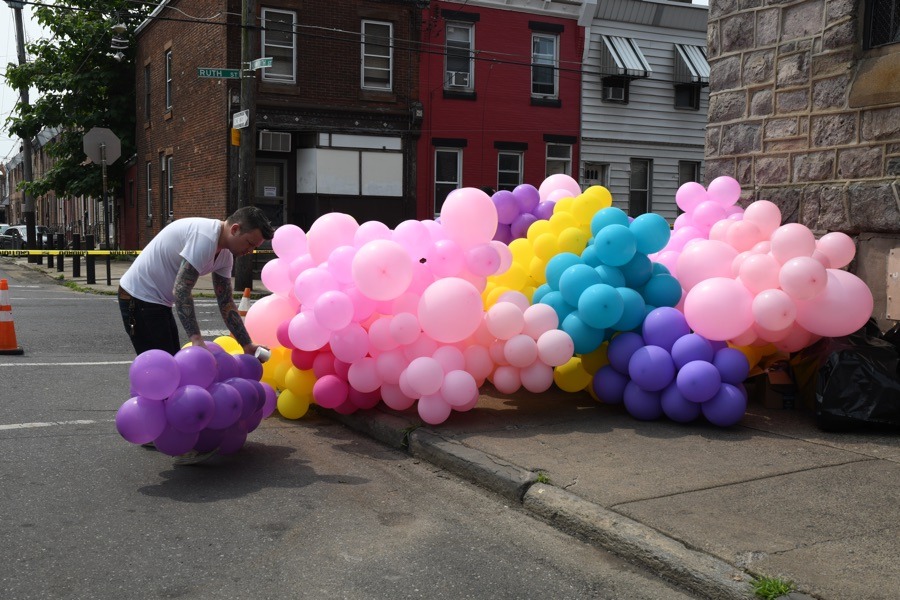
left=0, top=279, right=24, bottom=355
left=237, top=287, right=252, bottom=317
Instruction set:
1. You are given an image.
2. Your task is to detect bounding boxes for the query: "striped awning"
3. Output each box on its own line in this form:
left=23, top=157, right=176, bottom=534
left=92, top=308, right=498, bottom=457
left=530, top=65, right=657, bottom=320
left=674, top=44, right=709, bottom=86
left=599, top=35, right=651, bottom=79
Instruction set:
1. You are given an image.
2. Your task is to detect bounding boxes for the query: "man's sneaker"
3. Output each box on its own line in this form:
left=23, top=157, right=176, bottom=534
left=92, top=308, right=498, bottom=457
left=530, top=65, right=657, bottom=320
left=173, top=449, right=218, bottom=466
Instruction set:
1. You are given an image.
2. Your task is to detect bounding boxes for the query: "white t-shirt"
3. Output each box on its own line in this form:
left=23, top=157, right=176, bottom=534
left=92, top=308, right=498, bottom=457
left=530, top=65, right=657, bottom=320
left=120, top=218, right=233, bottom=307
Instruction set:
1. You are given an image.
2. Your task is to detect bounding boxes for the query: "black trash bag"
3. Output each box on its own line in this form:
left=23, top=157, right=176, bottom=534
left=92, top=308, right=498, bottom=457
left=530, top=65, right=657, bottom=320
left=815, top=319, right=900, bottom=432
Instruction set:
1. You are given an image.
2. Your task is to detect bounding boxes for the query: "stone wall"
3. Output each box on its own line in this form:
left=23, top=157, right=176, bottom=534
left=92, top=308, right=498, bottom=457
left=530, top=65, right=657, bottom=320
left=706, top=0, right=900, bottom=325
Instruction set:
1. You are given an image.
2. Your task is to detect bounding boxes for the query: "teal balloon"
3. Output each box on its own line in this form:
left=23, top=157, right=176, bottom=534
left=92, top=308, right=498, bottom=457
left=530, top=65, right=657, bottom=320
left=559, top=264, right=603, bottom=307
left=577, top=284, right=624, bottom=329
left=581, top=244, right=601, bottom=267
left=562, top=312, right=606, bottom=355
left=620, top=253, right=653, bottom=288
left=641, top=273, right=683, bottom=308
left=593, top=224, right=637, bottom=267
left=540, top=290, right=575, bottom=324
left=612, top=287, right=647, bottom=332
left=532, top=283, right=552, bottom=304
left=545, top=252, right=582, bottom=291
left=630, top=213, right=671, bottom=254
left=590, top=207, right=630, bottom=236
left=595, top=264, right=626, bottom=287
left=651, top=262, right=671, bottom=276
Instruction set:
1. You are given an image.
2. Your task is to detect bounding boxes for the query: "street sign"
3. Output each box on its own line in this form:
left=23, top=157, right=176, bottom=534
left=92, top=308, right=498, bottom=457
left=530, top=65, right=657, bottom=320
left=249, top=57, right=273, bottom=70
left=82, top=127, right=121, bottom=164
left=197, top=68, right=241, bottom=79
left=233, top=110, right=250, bottom=130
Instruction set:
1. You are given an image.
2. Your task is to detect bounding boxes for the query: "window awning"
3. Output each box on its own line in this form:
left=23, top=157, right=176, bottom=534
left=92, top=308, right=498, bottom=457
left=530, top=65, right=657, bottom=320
left=599, top=35, right=651, bottom=79
left=674, top=44, right=709, bottom=86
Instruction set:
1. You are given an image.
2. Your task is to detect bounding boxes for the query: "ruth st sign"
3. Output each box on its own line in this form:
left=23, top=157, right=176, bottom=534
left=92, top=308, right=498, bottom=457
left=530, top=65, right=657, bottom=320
left=197, top=67, right=241, bottom=79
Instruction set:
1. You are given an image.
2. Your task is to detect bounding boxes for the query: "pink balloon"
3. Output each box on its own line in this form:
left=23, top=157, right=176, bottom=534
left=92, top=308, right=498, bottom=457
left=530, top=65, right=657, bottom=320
left=440, top=188, right=498, bottom=249
left=418, top=393, right=453, bottom=424
left=539, top=174, right=582, bottom=201
left=795, top=269, right=874, bottom=337
left=491, top=241, right=514, bottom=275
left=504, top=334, right=539, bottom=368
left=390, top=312, right=421, bottom=345
left=354, top=220, right=392, bottom=247
left=816, top=232, right=856, bottom=269
left=675, top=182, right=708, bottom=213
left=725, top=220, right=763, bottom=252
left=692, top=200, right=728, bottom=232
left=742, top=200, right=782, bottom=238
left=684, top=277, right=755, bottom=341
left=313, top=375, right=349, bottom=409
left=272, top=224, right=307, bottom=260
left=536, top=329, right=575, bottom=367
left=754, top=321, right=793, bottom=342
left=667, top=226, right=703, bottom=253
left=676, top=240, right=739, bottom=292
left=433, top=345, right=466, bottom=373
left=376, top=349, right=407, bottom=385
left=492, top=365, right=522, bottom=394
left=738, top=253, right=781, bottom=294
left=326, top=245, right=358, bottom=285
left=708, top=219, right=734, bottom=243
left=287, top=311, right=331, bottom=351
left=393, top=219, right=432, bottom=259
left=465, top=244, right=502, bottom=276
left=329, top=323, right=369, bottom=363
left=520, top=361, right=554, bottom=393
left=307, top=213, right=359, bottom=264
left=706, top=176, right=742, bottom=207
left=345, top=286, right=377, bottom=323
left=369, top=317, right=399, bottom=351
left=352, top=240, right=414, bottom=301
left=347, top=357, right=382, bottom=393
left=261, top=258, right=294, bottom=296
left=381, top=382, right=417, bottom=411
left=489, top=339, right=510, bottom=366
left=245, top=294, right=298, bottom=348
left=418, top=278, right=484, bottom=343
left=464, top=344, right=494, bottom=381
left=293, top=267, right=339, bottom=306
left=729, top=327, right=758, bottom=347
left=773, top=323, right=815, bottom=353
left=405, top=356, right=444, bottom=396
left=485, top=302, right=525, bottom=340
left=313, top=290, right=354, bottom=331
left=522, top=303, right=559, bottom=339
left=770, top=223, right=816, bottom=264
left=654, top=250, right=680, bottom=276
left=312, top=351, right=337, bottom=378
left=497, top=291, right=531, bottom=312
left=779, top=257, right=828, bottom=300
left=425, top=239, right=465, bottom=278
left=673, top=212, right=693, bottom=231
left=752, top=289, right=797, bottom=331
left=288, top=253, right=316, bottom=280
left=441, top=370, right=478, bottom=407
left=402, top=335, right=439, bottom=362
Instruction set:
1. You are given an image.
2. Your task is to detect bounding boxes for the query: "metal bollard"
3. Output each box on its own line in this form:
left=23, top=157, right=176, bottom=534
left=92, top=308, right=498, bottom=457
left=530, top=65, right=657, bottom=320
left=85, top=234, right=96, bottom=285
left=72, top=234, right=81, bottom=278
left=47, top=235, right=54, bottom=269
left=56, top=234, right=65, bottom=272
left=36, top=235, right=44, bottom=266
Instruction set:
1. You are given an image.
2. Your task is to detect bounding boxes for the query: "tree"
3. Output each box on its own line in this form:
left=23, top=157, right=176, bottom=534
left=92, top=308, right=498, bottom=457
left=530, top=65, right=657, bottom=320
left=3, top=1, right=151, bottom=200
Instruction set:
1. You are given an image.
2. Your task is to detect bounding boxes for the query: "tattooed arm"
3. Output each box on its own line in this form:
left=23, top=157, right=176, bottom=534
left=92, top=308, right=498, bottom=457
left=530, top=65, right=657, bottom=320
left=212, top=271, right=259, bottom=355
left=173, top=259, right=205, bottom=347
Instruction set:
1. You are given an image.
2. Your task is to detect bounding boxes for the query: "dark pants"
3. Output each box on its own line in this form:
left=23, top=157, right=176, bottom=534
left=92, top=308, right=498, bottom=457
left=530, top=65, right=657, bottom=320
left=118, top=287, right=181, bottom=355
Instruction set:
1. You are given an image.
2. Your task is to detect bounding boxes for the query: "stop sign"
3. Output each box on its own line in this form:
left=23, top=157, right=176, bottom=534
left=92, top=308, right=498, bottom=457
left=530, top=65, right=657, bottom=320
left=83, top=127, right=121, bottom=164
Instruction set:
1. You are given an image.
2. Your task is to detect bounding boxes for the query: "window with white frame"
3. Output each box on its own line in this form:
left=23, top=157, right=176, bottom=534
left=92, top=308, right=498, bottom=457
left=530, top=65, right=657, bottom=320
left=532, top=34, right=558, bottom=97
left=361, top=20, right=392, bottom=90
left=164, top=50, right=173, bottom=110
left=629, top=158, right=652, bottom=216
left=165, top=156, right=174, bottom=219
left=497, top=152, right=522, bottom=191
left=445, top=23, right=474, bottom=90
left=545, top=143, right=571, bottom=177
left=262, top=8, right=296, bottom=83
left=583, top=162, right=610, bottom=188
left=145, top=162, right=153, bottom=220
left=435, top=149, right=462, bottom=215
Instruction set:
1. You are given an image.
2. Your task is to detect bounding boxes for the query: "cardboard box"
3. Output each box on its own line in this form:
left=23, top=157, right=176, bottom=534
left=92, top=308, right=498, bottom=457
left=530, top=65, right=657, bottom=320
left=747, top=361, right=801, bottom=409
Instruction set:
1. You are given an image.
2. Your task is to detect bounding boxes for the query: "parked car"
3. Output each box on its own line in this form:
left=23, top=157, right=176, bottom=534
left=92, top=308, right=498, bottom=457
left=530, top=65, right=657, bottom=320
left=0, top=224, right=54, bottom=249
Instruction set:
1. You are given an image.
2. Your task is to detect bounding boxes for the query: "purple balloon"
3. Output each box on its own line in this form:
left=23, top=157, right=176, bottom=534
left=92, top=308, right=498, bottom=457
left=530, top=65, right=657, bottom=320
left=607, top=332, right=645, bottom=374
left=129, top=349, right=180, bottom=401
left=206, top=382, right=243, bottom=430
left=592, top=365, right=628, bottom=404
left=194, top=427, right=225, bottom=453
left=259, top=382, right=277, bottom=418
left=661, top=383, right=702, bottom=423
left=676, top=360, right=723, bottom=403
left=165, top=385, right=216, bottom=433
left=234, top=353, right=264, bottom=382
left=642, top=307, right=690, bottom=352
left=512, top=183, right=540, bottom=213
left=173, top=346, right=218, bottom=388
left=670, top=334, right=715, bottom=370
left=532, top=200, right=556, bottom=221
left=628, top=345, right=676, bottom=392
left=153, top=423, right=200, bottom=456
left=218, top=421, right=248, bottom=455
left=510, top=213, right=538, bottom=239
left=115, top=396, right=167, bottom=445
left=713, top=348, right=751, bottom=384
left=623, top=381, right=663, bottom=420
left=243, top=408, right=264, bottom=433
left=226, top=377, right=262, bottom=420
left=493, top=223, right=513, bottom=244
left=492, top=190, right=520, bottom=225
left=701, top=383, right=747, bottom=426
left=214, top=352, right=240, bottom=382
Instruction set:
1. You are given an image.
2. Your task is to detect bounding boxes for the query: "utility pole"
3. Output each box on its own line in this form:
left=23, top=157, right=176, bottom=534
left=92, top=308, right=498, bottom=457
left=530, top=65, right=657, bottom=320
left=6, top=0, right=36, bottom=262
left=234, top=0, right=257, bottom=291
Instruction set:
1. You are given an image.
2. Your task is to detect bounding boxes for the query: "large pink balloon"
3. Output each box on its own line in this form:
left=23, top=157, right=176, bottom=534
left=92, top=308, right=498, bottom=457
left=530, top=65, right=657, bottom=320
left=439, top=188, right=498, bottom=249
left=676, top=240, right=739, bottom=292
left=752, top=289, right=797, bottom=331
left=351, top=240, right=414, bottom=301
left=692, top=201, right=728, bottom=232
left=293, top=267, right=338, bottom=306
left=684, top=277, right=755, bottom=341
left=816, top=232, right=856, bottom=269
left=418, top=393, right=453, bottom=425
left=261, top=258, right=293, bottom=296
left=795, top=269, right=874, bottom=337
left=307, top=213, right=359, bottom=264
left=244, top=294, right=298, bottom=348
left=418, top=278, right=484, bottom=343
left=770, top=223, right=816, bottom=264
left=779, top=257, right=827, bottom=300
left=738, top=253, right=781, bottom=294
left=706, top=176, right=742, bottom=207
left=539, top=174, right=582, bottom=201
left=272, top=224, right=307, bottom=260
left=742, top=200, right=782, bottom=238
left=675, top=182, right=708, bottom=213
left=287, top=311, right=331, bottom=351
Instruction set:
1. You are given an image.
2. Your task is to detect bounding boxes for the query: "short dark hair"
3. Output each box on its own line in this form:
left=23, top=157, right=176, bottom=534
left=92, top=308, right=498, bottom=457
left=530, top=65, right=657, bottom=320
left=227, top=206, right=275, bottom=240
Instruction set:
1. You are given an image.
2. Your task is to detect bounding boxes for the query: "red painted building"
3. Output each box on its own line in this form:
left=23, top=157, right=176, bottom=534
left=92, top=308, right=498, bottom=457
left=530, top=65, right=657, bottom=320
left=416, top=0, right=583, bottom=218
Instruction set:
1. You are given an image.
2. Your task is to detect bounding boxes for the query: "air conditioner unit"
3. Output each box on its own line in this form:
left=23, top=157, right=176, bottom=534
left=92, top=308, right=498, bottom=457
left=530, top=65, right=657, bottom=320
left=258, top=130, right=291, bottom=152
left=448, top=71, right=470, bottom=88
left=604, top=86, right=625, bottom=101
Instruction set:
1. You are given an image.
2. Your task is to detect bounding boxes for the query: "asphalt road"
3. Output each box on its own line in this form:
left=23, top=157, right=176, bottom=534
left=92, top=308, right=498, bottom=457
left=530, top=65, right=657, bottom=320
left=0, top=261, right=693, bottom=600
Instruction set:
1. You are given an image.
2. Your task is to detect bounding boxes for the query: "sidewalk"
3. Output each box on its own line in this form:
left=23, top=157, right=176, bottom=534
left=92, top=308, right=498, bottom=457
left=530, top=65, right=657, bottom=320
left=7, top=255, right=899, bottom=600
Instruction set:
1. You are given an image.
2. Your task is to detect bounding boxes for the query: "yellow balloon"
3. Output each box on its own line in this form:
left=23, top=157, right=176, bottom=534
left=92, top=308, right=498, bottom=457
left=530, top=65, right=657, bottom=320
left=553, top=357, right=593, bottom=392
left=277, top=389, right=311, bottom=420
left=485, top=285, right=511, bottom=307
left=528, top=257, right=548, bottom=285
left=284, top=366, right=316, bottom=396
left=557, top=227, right=589, bottom=255
left=495, top=261, right=528, bottom=290
left=508, top=238, right=534, bottom=264
left=572, top=194, right=602, bottom=226
left=582, top=185, right=613, bottom=209
left=553, top=196, right=576, bottom=215
left=533, top=232, right=559, bottom=261
left=214, top=335, right=243, bottom=354
left=730, top=344, right=763, bottom=370
left=526, top=219, right=553, bottom=242
left=580, top=343, right=610, bottom=375
left=271, top=346, right=291, bottom=364
left=548, top=211, right=578, bottom=234
left=272, top=359, right=292, bottom=390
left=521, top=286, right=536, bottom=302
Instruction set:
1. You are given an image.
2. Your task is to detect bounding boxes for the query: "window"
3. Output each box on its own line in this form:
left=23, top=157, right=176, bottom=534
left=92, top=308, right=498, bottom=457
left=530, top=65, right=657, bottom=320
left=164, top=50, right=173, bottom=110
left=262, top=8, right=296, bottom=83
left=545, top=143, right=572, bottom=177
left=532, top=34, right=558, bottom=97
left=602, top=77, right=629, bottom=103
left=144, top=64, right=151, bottom=121
left=361, top=20, right=392, bottom=90
left=678, top=161, right=700, bottom=187
left=497, top=152, right=523, bottom=191
left=674, top=84, right=701, bottom=110
left=435, top=149, right=462, bottom=215
left=583, top=163, right=610, bottom=188
left=145, top=162, right=153, bottom=220
left=165, top=156, right=174, bottom=219
left=629, top=158, right=652, bottom=216
left=866, top=0, right=900, bottom=48
left=445, top=23, right=474, bottom=90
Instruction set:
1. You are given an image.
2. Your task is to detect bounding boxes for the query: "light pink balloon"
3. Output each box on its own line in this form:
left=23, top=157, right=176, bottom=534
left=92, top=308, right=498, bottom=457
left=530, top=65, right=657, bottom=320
left=731, top=251, right=753, bottom=277
left=326, top=245, right=357, bottom=285
left=738, top=253, right=781, bottom=294
left=726, top=220, right=763, bottom=252
left=244, top=294, right=298, bottom=348
left=441, top=370, right=478, bottom=407
left=752, top=241, right=772, bottom=254
left=497, top=291, right=531, bottom=312
left=313, top=290, right=354, bottom=331
left=676, top=240, right=739, bottom=292
left=405, top=356, right=444, bottom=396
left=743, top=200, right=782, bottom=238
left=272, top=224, right=308, bottom=260
left=795, top=269, right=874, bottom=337
left=770, top=223, right=816, bottom=264
left=390, top=312, right=421, bottom=345
left=539, top=174, right=582, bottom=201
left=418, top=278, right=485, bottom=343
left=293, top=266, right=339, bottom=306
left=376, top=349, right=407, bottom=385
left=485, top=302, right=525, bottom=340
left=708, top=219, right=734, bottom=243
left=522, top=303, right=559, bottom=339
left=329, top=323, right=369, bottom=363
left=354, top=220, right=392, bottom=247
left=425, top=239, right=465, bottom=278
left=307, top=213, right=359, bottom=264
left=754, top=321, right=793, bottom=342
left=667, top=226, right=703, bottom=253
left=676, top=182, right=708, bottom=213
left=492, top=365, right=522, bottom=394
left=347, top=357, right=382, bottom=393
left=352, top=240, right=414, bottom=301
left=654, top=250, right=680, bottom=276
left=439, top=188, right=498, bottom=249
left=673, top=212, right=693, bottom=231
left=816, top=232, right=856, bottom=269
left=465, top=244, right=502, bottom=276
left=752, top=289, right=797, bottom=331
left=402, top=335, right=439, bottom=362
left=345, top=286, right=376, bottom=323
left=464, top=344, right=494, bottom=381
left=489, top=340, right=510, bottom=366
left=381, top=382, right=416, bottom=410
left=369, top=317, right=399, bottom=352
left=288, top=311, right=331, bottom=351
left=692, top=200, right=728, bottom=232
left=491, top=241, right=514, bottom=275
left=684, top=277, right=755, bottom=341
left=811, top=250, right=832, bottom=268
left=261, top=258, right=294, bottom=296
left=773, top=323, right=815, bottom=353
left=504, top=334, right=539, bottom=368
left=730, top=327, right=758, bottom=347
left=536, top=329, right=575, bottom=367
left=706, top=176, right=742, bottom=207
left=520, top=361, right=554, bottom=393
left=779, top=257, right=828, bottom=300
left=418, top=393, right=453, bottom=424
left=393, top=220, right=432, bottom=259
left=433, top=346, right=466, bottom=373
left=288, top=253, right=315, bottom=280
